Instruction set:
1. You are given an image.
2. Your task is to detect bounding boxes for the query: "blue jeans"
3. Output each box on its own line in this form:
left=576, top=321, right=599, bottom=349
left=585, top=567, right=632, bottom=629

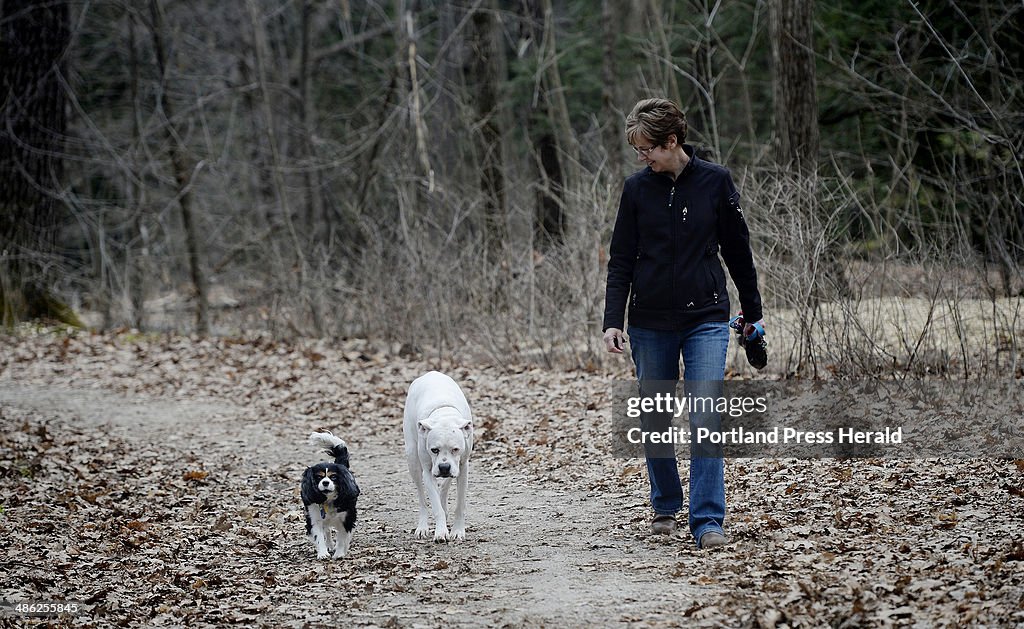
left=629, top=322, right=729, bottom=543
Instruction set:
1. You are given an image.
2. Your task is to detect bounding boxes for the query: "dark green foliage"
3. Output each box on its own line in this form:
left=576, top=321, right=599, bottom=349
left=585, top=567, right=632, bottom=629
left=816, top=0, right=1023, bottom=264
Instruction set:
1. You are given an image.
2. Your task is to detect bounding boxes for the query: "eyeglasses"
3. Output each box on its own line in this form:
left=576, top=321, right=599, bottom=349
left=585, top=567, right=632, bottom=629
left=631, top=143, right=659, bottom=157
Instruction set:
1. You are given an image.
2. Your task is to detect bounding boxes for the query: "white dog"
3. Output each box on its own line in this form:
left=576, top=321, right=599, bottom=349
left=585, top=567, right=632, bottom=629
left=403, top=371, right=474, bottom=542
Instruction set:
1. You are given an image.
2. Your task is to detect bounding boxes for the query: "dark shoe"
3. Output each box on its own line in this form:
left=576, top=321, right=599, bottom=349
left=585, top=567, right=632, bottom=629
left=699, top=530, right=727, bottom=549
left=650, top=514, right=677, bottom=535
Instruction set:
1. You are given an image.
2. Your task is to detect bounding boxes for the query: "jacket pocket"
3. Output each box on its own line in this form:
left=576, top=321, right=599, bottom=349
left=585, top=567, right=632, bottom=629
left=698, top=256, right=726, bottom=307
left=631, top=255, right=643, bottom=307
left=632, top=259, right=673, bottom=310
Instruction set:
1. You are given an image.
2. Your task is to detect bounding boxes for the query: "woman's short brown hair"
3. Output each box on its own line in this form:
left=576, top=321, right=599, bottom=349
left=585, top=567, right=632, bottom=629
left=625, top=98, right=688, bottom=148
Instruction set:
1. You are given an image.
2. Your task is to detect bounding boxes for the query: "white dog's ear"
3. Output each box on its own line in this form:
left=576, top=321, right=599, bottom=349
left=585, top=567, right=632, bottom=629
left=459, top=419, right=472, bottom=435
left=417, top=419, right=433, bottom=435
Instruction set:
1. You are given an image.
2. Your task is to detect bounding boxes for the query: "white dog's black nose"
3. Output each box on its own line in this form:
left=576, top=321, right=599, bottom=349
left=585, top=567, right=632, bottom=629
left=438, top=463, right=451, bottom=477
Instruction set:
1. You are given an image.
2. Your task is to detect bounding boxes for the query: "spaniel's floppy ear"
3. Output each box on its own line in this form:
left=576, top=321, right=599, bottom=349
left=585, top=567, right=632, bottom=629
left=338, top=467, right=360, bottom=498
left=301, top=466, right=325, bottom=503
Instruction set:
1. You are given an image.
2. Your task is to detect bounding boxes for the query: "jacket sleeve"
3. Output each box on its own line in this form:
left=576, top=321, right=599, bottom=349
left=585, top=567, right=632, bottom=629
left=602, top=181, right=637, bottom=331
left=716, top=171, right=763, bottom=323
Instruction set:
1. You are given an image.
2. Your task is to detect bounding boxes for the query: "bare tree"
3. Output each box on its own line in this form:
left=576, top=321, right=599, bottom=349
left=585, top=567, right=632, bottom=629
left=600, top=0, right=621, bottom=166
left=125, top=11, right=146, bottom=330
left=0, top=0, right=78, bottom=326
left=148, top=0, right=210, bottom=334
left=246, top=0, right=323, bottom=334
left=4, top=0, right=1015, bottom=376
left=465, top=0, right=508, bottom=254
left=769, top=0, right=818, bottom=174
left=647, top=0, right=681, bottom=106
left=298, top=0, right=327, bottom=237
left=521, top=0, right=578, bottom=248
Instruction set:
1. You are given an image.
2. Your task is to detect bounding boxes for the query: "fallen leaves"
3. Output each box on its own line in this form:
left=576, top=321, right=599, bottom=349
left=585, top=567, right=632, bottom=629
left=0, top=329, right=1022, bottom=627
left=1005, top=542, right=1024, bottom=562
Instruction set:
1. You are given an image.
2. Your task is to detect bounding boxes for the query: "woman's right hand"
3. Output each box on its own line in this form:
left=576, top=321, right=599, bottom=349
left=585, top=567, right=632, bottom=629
left=603, top=328, right=626, bottom=354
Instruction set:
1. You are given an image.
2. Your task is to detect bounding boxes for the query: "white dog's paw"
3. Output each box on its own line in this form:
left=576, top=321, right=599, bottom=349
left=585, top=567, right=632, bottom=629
left=415, top=525, right=431, bottom=539
left=433, top=526, right=450, bottom=543
left=450, top=526, right=466, bottom=541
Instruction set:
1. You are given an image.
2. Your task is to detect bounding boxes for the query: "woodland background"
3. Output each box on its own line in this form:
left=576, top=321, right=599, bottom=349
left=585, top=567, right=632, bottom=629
left=3, top=3, right=1024, bottom=625
left=2, top=0, right=1022, bottom=377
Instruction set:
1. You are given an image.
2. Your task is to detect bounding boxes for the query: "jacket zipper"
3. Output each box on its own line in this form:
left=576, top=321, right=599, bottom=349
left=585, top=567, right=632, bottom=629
left=669, top=185, right=678, bottom=309
left=632, top=247, right=640, bottom=307
left=671, top=185, right=689, bottom=222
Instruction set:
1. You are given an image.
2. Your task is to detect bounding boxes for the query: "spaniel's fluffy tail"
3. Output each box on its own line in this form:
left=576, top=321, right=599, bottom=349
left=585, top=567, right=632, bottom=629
left=309, top=431, right=350, bottom=468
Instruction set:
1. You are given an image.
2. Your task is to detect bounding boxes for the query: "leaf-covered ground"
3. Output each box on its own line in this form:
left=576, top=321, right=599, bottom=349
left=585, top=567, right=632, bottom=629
left=1, top=329, right=1022, bottom=627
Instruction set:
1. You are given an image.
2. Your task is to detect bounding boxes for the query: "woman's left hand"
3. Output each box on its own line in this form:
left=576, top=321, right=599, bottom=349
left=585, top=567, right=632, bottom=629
left=603, top=328, right=626, bottom=354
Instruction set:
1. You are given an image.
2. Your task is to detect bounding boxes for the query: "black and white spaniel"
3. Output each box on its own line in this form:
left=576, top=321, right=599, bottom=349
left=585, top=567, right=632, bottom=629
left=302, top=432, right=359, bottom=559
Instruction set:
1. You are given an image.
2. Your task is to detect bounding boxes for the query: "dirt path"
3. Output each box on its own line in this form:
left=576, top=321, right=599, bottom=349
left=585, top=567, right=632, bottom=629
left=4, top=332, right=1022, bottom=627
left=0, top=382, right=707, bottom=627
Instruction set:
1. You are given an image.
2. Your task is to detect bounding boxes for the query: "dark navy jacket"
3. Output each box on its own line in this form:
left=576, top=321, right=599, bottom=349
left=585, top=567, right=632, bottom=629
left=603, top=145, right=762, bottom=332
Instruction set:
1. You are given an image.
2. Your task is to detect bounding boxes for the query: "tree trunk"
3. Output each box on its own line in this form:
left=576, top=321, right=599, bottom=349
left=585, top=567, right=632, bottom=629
left=600, top=0, right=620, bottom=169
left=299, top=0, right=327, bottom=238
left=0, top=0, right=80, bottom=327
left=465, top=0, right=508, bottom=255
left=770, top=0, right=846, bottom=303
left=434, top=0, right=463, bottom=181
left=127, top=9, right=147, bottom=330
left=535, top=134, right=566, bottom=246
left=522, top=0, right=573, bottom=248
left=691, top=17, right=716, bottom=154
left=149, top=0, right=210, bottom=334
left=539, top=0, right=579, bottom=169
left=769, top=0, right=819, bottom=174
left=246, top=0, right=323, bottom=335
left=647, top=0, right=682, bottom=107
left=403, top=9, right=434, bottom=192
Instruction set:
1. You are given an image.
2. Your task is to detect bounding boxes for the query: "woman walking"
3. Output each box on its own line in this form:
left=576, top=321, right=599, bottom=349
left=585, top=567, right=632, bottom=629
left=602, top=98, right=765, bottom=548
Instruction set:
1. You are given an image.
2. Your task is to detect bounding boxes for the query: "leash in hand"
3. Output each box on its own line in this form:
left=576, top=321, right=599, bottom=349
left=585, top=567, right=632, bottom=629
left=729, top=312, right=767, bottom=370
